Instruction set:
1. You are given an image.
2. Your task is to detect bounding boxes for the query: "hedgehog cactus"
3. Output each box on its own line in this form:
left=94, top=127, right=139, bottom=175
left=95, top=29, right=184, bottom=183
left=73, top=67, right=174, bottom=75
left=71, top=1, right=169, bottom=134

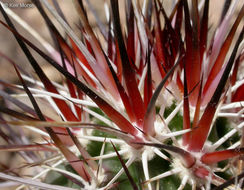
left=0, top=0, right=244, bottom=189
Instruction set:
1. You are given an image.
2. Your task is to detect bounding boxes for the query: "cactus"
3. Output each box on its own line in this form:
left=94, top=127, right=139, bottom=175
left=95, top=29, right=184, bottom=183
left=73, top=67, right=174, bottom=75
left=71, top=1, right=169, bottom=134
left=0, top=0, right=244, bottom=189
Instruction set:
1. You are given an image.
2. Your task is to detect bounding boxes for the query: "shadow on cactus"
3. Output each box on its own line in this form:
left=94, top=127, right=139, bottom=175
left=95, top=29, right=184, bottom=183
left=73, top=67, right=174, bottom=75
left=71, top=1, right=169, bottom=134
left=0, top=0, right=244, bottom=189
